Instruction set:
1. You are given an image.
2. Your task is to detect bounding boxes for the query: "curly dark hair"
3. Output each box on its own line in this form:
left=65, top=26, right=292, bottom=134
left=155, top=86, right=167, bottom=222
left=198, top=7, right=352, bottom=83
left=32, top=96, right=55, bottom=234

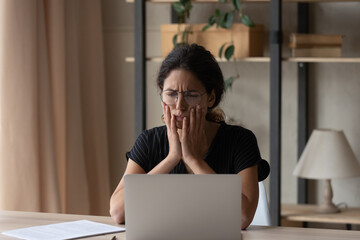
left=157, top=44, right=225, bottom=122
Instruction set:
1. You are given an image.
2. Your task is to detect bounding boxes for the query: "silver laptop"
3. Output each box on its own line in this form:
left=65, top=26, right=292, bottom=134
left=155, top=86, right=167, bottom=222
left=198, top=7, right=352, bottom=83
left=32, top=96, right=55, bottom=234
left=124, top=174, right=242, bottom=240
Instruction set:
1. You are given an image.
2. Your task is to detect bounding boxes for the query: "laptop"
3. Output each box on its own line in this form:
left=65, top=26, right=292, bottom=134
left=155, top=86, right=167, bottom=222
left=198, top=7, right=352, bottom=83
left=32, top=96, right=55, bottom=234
left=124, top=174, right=242, bottom=240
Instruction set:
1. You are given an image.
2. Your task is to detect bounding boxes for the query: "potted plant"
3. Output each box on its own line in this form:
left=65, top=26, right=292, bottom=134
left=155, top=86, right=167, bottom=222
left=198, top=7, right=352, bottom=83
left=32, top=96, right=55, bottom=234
left=202, top=0, right=262, bottom=60
left=161, top=0, right=264, bottom=88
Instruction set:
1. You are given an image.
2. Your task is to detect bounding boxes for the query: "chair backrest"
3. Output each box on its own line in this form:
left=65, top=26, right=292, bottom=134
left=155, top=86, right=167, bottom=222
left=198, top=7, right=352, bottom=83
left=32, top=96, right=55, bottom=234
left=251, top=181, right=271, bottom=226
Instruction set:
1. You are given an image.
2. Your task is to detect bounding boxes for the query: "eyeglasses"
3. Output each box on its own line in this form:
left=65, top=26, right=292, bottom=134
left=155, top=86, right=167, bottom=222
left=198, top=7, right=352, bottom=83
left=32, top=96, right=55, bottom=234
left=160, top=90, right=207, bottom=106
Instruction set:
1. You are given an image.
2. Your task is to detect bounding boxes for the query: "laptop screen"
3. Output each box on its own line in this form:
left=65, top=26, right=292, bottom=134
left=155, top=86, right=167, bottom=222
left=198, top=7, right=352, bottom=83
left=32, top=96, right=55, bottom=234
left=124, top=174, right=242, bottom=240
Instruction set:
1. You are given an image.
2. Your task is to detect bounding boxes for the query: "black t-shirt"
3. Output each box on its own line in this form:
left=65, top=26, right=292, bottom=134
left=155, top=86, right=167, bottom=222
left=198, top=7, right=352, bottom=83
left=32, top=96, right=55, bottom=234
left=126, top=121, right=270, bottom=181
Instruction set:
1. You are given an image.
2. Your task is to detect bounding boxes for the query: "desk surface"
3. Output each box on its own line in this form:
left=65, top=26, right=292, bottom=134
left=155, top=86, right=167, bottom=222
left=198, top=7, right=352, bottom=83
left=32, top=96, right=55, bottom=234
left=282, top=204, right=360, bottom=225
left=1, top=210, right=360, bottom=240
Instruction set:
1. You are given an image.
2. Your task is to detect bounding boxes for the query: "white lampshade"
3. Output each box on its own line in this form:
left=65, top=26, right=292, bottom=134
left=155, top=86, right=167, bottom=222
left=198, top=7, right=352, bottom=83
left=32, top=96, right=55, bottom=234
left=293, top=129, right=360, bottom=179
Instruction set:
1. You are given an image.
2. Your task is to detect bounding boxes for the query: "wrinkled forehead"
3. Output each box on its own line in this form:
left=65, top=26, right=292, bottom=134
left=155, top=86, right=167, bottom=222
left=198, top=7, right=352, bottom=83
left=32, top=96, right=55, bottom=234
left=163, top=69, right=205, bottom=92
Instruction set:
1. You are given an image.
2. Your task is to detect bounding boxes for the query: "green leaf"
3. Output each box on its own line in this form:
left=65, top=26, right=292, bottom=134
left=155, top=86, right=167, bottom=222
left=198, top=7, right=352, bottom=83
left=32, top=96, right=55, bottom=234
left=185, top=3, right=193, bottom=17
left=219, top=43, right=226, bottom=58
left=240, top=14, right=255, bottom=27
left=224, top=76, right=234, bottom=90
left=224, top=45, right=235, bottom=61
left=181, top=29, right=187, bottom=43
left=215, top=9, right=220, bottom=17
left=219, top=0, right=227, bottom=3
left=172, top=2, right=185, bottom=14
left=217, top=11, right=226, bottom=28
left=172, top=34, right=178, bottom=47
left=180, top=0, right=191, bottom=7
left=187, top=4, right=193, bottom=12
left=232, top=0, right=241, bottom=11
left=209, top=15, right=216, bottom=26
left=223, top=11, right=234, bottom=29
left=203, top=15, right=215, bottom=31
left=202, top=24, right=212, bottom=32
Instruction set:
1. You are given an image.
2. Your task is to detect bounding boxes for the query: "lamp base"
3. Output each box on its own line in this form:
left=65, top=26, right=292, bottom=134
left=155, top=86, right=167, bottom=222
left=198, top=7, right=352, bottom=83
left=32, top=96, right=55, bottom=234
left=316, top=203, right=340, bottom=214
left=316, top=179, right=340, bottom=214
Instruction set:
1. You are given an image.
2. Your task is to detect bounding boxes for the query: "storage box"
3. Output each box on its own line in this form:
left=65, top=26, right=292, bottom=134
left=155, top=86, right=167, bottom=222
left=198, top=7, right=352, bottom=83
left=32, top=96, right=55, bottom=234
left=161, top=23, right=264, bottom=58
left=289, top=33, right=343, bottom=57
left=291, top=47, right=342, bottom=57
left=289, top=33, right=343, bottom=48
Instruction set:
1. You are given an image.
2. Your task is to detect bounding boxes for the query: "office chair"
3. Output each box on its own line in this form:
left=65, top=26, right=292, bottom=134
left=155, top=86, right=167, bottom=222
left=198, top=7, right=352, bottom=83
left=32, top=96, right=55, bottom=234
left=251, top=181, right=271, bottom=226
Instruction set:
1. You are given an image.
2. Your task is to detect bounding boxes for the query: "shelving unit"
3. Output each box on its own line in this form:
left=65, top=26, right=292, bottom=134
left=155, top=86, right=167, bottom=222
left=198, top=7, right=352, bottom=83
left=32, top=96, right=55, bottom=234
left=269, top=0, right=282, bottom=226
left=126, top=57, right=360, bottom=63
left=126, top=57, right=271, bottom=62
left=127, top=0, right=360, bottom=3
left=285, top=57, right=360, bottom=63
left=130, top=0, right=360, bottom=226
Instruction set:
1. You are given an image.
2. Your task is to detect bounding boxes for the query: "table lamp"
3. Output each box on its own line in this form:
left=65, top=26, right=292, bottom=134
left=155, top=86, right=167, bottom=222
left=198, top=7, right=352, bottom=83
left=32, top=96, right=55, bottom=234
left=293, top=129, right=360, bottom=213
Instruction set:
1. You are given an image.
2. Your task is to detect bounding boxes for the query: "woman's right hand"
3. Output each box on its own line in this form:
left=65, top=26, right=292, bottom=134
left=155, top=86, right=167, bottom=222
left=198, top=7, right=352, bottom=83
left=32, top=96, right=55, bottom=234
left=163, top=103, right=182, bottom=164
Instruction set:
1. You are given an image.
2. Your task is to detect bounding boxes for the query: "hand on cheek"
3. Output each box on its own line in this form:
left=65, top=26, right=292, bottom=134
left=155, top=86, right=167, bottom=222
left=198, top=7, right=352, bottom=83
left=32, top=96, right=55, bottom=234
left=162, top=103, right=182, bottom=162
left=181, top=105, right=208, bottom=163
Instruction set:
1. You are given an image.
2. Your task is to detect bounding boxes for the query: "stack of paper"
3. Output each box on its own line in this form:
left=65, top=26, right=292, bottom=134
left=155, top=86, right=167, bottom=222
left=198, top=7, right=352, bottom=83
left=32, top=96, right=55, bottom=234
left=2, top=220, right=125, bottom=240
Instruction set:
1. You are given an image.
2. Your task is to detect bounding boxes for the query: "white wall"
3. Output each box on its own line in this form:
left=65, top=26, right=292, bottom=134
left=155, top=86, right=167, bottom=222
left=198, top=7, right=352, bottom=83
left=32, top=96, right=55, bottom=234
left=102, top=0, right=360, bottom=214
left=309, top=2, right=360, bottom=209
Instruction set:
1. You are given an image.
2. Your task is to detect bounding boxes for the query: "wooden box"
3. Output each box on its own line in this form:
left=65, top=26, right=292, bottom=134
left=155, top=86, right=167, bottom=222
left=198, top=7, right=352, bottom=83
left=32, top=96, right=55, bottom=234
left=161, top=23, right=264, bottom=58
left=289, top=33, right=343, bottom=57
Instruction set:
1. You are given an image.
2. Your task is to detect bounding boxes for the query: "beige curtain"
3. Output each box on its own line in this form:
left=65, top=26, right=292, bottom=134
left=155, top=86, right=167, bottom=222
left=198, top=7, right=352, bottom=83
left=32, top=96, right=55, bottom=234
left=0, top=0, right=110, bottom=215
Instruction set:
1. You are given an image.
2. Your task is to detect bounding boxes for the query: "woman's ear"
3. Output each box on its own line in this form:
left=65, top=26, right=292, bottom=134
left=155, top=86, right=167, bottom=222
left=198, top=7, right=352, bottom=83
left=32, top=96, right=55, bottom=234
left=208, top=90, right=216, bottom=108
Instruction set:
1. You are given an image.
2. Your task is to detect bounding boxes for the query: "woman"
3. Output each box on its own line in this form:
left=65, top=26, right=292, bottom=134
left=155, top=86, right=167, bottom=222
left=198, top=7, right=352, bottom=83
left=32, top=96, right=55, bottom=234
left=109, top=44, right=270, bottom=229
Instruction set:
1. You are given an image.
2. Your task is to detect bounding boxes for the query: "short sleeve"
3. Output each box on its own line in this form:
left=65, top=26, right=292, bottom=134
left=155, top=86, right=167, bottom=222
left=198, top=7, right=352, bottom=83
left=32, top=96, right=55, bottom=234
left=233, top=129, right=261, bottom=172
left=258, top=159, right=270, bottom=181
left=125, top=131, right=149, bottom=172
left=233, top=129, right=270, bottom=181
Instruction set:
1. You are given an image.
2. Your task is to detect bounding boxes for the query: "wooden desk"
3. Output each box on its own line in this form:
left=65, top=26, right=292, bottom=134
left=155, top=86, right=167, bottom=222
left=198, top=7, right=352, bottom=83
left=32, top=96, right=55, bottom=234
left=1, top=210, right=360, bottom=240
left=0, top=210, right=126, bottom=240
left=282, top=204, right=360, bottom=229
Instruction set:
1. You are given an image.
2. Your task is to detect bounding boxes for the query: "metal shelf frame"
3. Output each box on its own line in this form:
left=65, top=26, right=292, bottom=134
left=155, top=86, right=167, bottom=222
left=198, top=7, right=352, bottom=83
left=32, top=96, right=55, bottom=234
left=269, top=0, right=282, bottom=226
left=131, top=0, right=356, bottom=227
left=132, top=0, right=284, bottom=227
left=134, top=0, right=147, bottom=137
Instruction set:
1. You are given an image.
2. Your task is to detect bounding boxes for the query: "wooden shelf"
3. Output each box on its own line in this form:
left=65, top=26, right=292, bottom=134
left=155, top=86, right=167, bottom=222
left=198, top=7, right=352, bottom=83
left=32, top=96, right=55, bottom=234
left=285, top=57, right=360, bottom=63
left=126, top=57, right=163, bottom=62
left=125, top=0, right=271, bottom=2
left=282, top=204, right=360, bottom=225
left=126, top=57, right=270, bottom=62
left=126, top=57, right=360, bottom=63
left=289, top=0, right=360, bottom=1
left=126, top=0, right=360, bottom=3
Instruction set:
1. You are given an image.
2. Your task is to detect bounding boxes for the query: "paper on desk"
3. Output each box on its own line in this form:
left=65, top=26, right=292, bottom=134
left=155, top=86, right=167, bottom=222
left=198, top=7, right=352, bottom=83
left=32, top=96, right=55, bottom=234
left=2, top=219, right=125, bottom=240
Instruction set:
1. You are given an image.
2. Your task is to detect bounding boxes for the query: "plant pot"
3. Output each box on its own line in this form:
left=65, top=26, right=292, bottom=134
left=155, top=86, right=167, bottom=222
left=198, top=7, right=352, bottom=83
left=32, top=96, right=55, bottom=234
left=161, top=23, right=264, bottom=58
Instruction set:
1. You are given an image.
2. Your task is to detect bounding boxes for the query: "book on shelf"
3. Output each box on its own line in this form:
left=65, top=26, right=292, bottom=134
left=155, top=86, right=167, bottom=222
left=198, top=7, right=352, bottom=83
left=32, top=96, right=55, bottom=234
left=289, top=33, right=343, bottom=48
left=291, top=47, right=342, bottom=57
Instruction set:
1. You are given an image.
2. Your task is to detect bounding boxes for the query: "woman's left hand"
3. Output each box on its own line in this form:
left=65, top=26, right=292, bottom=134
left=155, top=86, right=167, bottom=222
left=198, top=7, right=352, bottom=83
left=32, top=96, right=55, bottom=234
left=181, top=105, right=208, bottom=164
